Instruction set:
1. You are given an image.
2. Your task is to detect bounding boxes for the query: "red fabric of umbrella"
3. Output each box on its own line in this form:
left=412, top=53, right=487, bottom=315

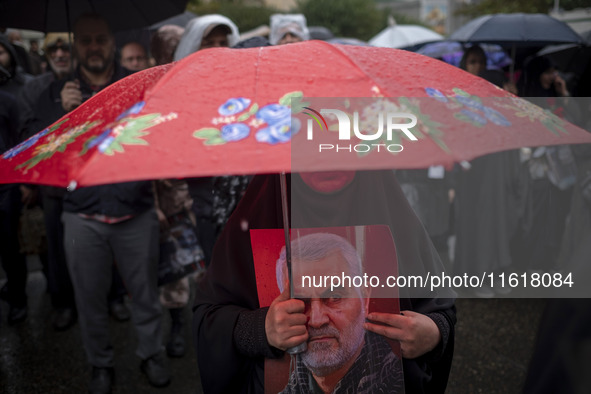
left=1, top=40, right=589, bottom=188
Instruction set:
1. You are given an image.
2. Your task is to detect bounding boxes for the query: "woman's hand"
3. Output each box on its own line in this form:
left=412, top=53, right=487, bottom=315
left=265, top=287, right=308, bottom=351
left=364, top=310, right=441, bottom=359
left=553, top=73, right=570, bottom=97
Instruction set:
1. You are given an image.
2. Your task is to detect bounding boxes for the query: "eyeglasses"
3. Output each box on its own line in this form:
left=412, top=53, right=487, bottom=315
left=47, top=44, right=70, bottom=54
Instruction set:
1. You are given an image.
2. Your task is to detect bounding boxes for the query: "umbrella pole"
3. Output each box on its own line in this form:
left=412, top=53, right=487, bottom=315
left=510, top=44, right=516, bottom=83
left=280, top=172, right=307, bottom=355
left=65, top=0, right=75, bottom=77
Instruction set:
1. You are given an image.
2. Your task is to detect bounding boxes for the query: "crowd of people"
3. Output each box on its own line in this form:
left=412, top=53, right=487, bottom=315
left=1, top=9, right=590, bottom=394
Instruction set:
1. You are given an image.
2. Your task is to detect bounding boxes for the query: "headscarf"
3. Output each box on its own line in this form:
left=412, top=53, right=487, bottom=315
left=150, top=25, right=185, bottom=66
left=0, top=34, right=18, bottom=75
left=173, top=14, right=239, bottom=60
left=459, top=44, right=486, bottom=72
left=193, top=171, right=456, bottom=393
left=269, top=14, right=310, bottom=45
left=520, top=56, right=557, bottom=97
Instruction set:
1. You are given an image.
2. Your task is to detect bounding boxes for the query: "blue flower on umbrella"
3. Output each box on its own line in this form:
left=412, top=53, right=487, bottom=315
left=2, top=127, right=51, bottom=159
left=460, top=109, right=487, bottom=126
left=483, top=106, right=511, bottom=127
left=116, top=101, right=146, bottom=121
left=425, top=87, right=448, bottom=103
left=87, top=129, right=114, bottom=152
left=98, top=134, right=116, bottom=153
left=456, top=96, right=485, bottom=112
left=221, top=123, right=250, bottom=142
left=218, top=98, right=251, bottom=116
left=256, top=104, right=291, bottom=124
left=256, top=117, right=300, bottom=144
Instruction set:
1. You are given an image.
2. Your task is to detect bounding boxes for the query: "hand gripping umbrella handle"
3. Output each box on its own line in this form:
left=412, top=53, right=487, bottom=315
left=280, top=172, right=307, bottom=355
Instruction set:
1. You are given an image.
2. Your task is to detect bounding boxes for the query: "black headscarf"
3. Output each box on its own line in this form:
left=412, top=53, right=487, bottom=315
left=193, top=171, right=456, bottom=394
left=520, top=56, right=557, bottom=97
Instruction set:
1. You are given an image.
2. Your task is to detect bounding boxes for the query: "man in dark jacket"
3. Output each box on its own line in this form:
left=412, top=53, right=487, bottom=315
left=30, top=14, right=170, bottom=394
left=17, top=32, right=78, bottom=332
left=0, top=90, right=28, bottom=326
left=0, top=34, right=31, bottom=325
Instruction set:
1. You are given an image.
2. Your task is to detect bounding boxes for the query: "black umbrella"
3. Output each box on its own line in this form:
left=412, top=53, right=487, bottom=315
left=0, top=0, right=188, bottom=32
left=449, top=13, right=584, bottom=80
left=149, top=10, right=197, bottom=31
left=449, top=13, right=584, bottom=47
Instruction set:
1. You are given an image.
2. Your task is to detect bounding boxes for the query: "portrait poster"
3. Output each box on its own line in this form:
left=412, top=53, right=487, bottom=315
left=251, top=225, right=404, bottom=394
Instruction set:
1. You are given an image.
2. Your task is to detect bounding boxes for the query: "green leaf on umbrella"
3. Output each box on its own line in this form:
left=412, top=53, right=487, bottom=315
left=399, top=97, right=449, bottom=153
left=542, top=117, right=567, bottom=137
left=452, top=88, right=471, bottom=97
left=237, top=103, right=259, bottom=122
left=280, top=91, right=308, bottom=113
left=204, top=137, right=226, bottom=145
left=104, top=141, right=124, bottom=155
left=194, top=128, right=221, bottom=139
left=17, top=120, right=100, bottom=172
left=279, top=91, right=303, bottom=107
left=454, top=112, right=485, bottom=127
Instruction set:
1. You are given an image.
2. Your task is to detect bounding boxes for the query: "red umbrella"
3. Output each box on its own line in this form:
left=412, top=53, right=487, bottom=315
left=1, top=40, right=590, bottom=188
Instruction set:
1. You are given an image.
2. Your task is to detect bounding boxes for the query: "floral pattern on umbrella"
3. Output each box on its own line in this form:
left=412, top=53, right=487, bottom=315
left=82, top=112, right=178, bottom=155
left=425, top=87, right=512, bottom=129
left=319, top=96, right=448, bottom=157
left=193, top=91, right=304, bottom=145
left=81, top=101, right=178, bottom=155
left=16, top=120, right=101, bottom=172
left=6, top=101, right=179, bottom=173
left=425, top=86, right=571, bottom=137
left=495, top=96, right=569, bottom=136
left=2, top=119, right=68, bottom=160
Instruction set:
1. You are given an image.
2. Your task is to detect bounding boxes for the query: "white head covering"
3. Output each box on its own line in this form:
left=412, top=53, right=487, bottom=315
left=269, top=14, right=310, bottom=45
left=173, top=14, right=240, bottom=60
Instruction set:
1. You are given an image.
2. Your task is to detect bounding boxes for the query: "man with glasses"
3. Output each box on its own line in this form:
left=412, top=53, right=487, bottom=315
left=17, top=33, right=82, bottom=333
left=0, top=33, right=31, bottom=326
left=18, top=33, right=73, bottom=139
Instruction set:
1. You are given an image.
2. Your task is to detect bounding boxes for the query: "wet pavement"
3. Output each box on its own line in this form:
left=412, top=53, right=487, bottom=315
left=1, top=257, right=546, bottom=393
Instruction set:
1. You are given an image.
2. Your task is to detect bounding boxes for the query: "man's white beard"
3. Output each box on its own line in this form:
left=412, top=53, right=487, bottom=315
left=301, top=310, right=366, bottom=377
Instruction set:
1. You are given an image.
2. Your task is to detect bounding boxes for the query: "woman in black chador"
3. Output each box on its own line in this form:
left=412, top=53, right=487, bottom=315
left=192, top=171, right=456, bottom=393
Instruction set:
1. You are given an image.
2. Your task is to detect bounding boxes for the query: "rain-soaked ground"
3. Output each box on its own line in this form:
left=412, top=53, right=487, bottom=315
left=1, top=256, right=546, bottom=393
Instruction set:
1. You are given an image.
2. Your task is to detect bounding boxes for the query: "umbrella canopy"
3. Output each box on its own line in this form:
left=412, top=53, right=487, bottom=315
left=369, top=24, right=443, bottom=49
left=308, top=26, right=334, bottom=41
left=0, top=0, right=189, bottom=32
left=149, top=10, right=197, bottom=31
left=449, top=13, right=584, bottom=80
left=417, top=41, right=512, bottom=69
left=449, top=13, right=584, bottom=47
left=536, top=43, right=591, bottom=75
left=1, top=40, right=590, bottom=188
left=327, top=37, right=371, bottom=46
